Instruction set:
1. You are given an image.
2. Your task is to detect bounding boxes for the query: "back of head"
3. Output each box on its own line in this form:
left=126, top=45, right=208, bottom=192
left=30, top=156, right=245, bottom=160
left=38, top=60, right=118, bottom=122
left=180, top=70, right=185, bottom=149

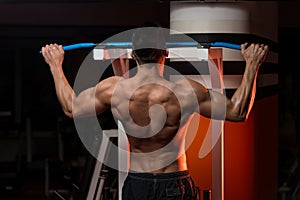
left=132, top=22, right=168, bottom=64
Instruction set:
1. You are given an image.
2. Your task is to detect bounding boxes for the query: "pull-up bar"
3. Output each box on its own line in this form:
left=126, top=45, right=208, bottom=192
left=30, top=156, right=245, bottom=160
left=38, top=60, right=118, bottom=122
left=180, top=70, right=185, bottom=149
left=39, top=42, right=241, bottom=53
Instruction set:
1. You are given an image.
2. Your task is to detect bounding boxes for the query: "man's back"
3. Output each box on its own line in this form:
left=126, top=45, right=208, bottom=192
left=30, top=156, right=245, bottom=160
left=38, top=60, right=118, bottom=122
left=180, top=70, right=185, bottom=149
left=111, top=74, right=197, bottom=172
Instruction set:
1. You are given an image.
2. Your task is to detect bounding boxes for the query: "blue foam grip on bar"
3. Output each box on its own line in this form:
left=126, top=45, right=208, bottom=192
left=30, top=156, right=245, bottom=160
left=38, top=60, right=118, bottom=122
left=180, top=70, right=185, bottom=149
left=63, top=43, right=96, bottom=50
left=39, top=43, right=95, bottom=53
left=210, top=42, right=241, bottom=50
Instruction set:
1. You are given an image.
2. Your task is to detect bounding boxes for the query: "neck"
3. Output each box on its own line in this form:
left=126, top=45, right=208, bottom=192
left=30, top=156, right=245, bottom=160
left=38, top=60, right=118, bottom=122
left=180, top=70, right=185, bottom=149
left=136, top=63, right=164, bottom=78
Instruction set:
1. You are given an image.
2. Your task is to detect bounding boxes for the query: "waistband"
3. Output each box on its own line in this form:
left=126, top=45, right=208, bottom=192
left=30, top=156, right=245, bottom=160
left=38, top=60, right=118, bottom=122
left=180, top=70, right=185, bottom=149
left=128, top=170, right=190, bottom=180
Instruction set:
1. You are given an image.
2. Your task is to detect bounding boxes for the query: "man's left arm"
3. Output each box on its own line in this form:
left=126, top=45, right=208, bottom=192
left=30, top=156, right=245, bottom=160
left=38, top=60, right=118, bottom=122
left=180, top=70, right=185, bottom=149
left=42, top=43, right=118, bottom=118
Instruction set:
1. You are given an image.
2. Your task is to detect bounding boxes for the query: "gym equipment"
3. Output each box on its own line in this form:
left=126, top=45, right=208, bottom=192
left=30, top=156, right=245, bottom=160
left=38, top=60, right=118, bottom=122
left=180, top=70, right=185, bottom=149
left=39, top=41, right=241, bottom=53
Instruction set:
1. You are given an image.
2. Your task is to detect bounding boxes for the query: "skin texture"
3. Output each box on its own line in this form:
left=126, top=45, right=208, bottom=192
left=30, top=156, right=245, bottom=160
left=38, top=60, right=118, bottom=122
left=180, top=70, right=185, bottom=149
left=42, top=42, right=268, bottom=173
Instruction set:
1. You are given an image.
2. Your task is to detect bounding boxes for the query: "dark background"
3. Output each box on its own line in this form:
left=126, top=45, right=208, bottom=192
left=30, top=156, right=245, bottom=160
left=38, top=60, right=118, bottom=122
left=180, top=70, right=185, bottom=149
left=0, top=1, right=298, bottom=199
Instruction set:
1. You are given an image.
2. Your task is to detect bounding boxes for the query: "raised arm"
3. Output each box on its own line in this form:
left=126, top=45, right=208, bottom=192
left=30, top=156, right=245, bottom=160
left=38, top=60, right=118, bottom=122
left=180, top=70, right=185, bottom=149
left=193, top=43, right=269, bottom=122
left=42, top=43, right=119, bottom=118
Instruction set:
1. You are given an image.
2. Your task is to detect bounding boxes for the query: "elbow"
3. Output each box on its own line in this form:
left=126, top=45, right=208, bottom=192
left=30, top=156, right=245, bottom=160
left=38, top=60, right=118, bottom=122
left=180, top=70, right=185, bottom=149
left=226, top=102, right=248, bottom=122
left=227, top=116, right=246, bottom=122
left=236, top=114, right=247, bottom=122
left=64, top=110, right=74, bottom=119
left=62, top=100, right=74, bottom=118
left=63, top=107, right=74, bottom=119
left=63, top=99, right=89, bottom=119
left=226, top=111, right=247, bottom=122
left=234, top=110, right=247, bottom=122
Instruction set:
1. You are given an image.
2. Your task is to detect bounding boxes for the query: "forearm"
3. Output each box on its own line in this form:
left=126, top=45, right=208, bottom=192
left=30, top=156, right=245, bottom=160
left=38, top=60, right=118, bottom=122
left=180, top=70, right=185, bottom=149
left=50, top=65, right=75, bottom=118
left=228, top=63, right=258, bottom=121
left=41, top=44, right=75, bottom=117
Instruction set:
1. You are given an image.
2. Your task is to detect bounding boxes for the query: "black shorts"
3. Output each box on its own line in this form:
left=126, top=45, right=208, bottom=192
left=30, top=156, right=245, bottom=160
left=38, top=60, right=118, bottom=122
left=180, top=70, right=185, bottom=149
left=122, top=170, right=200, bottom=200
